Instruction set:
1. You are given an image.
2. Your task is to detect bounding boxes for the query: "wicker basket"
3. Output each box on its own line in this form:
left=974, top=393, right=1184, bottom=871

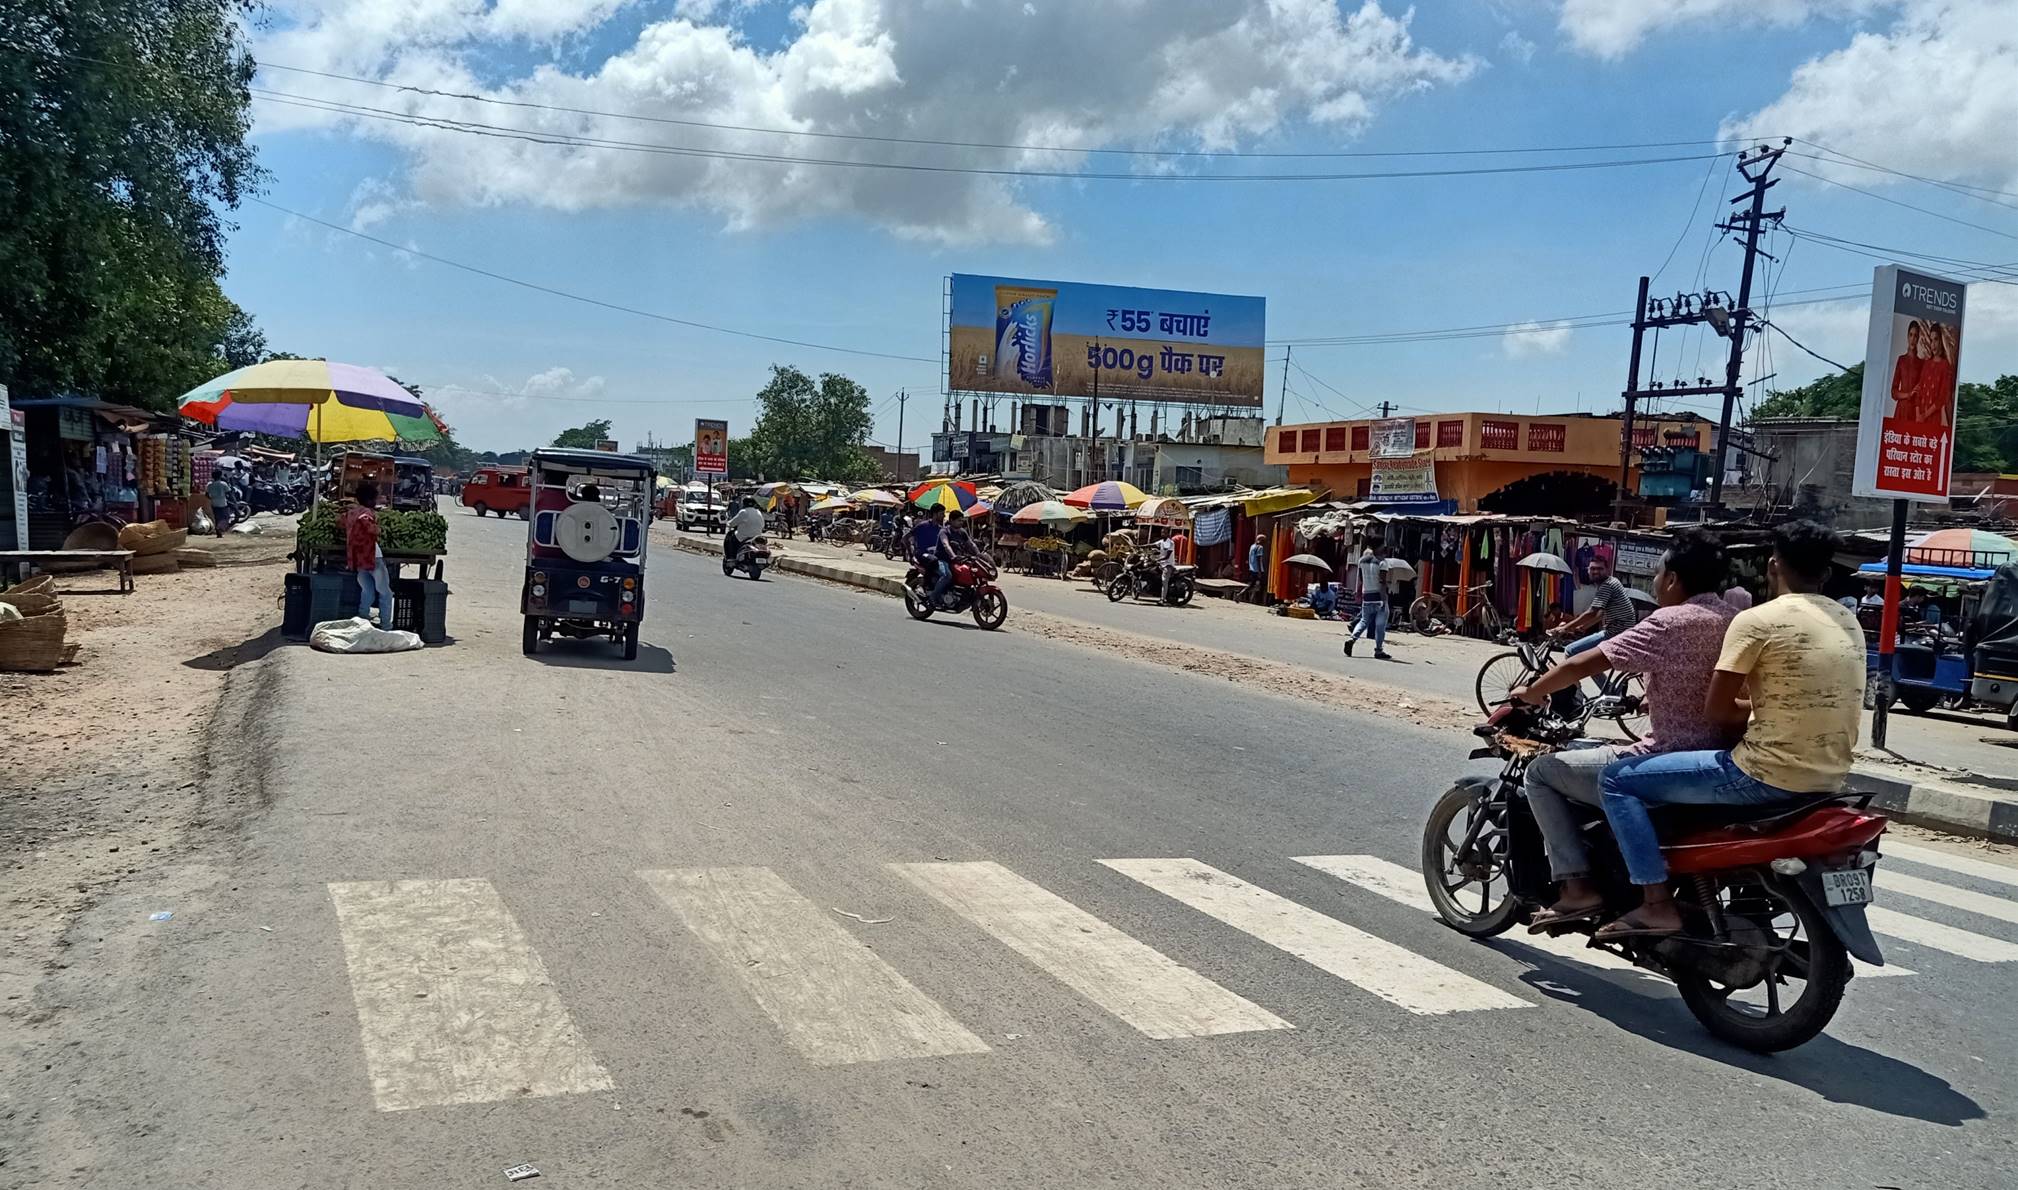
left=129, top=553, right=180, bottom=576
left=3, top=574, right=55, bottom=596
left=63, top=523, right=120, bottom=551
left=0, top=611, right=68, bottom=673
left=172, top=547, right=217, bottom=567
left=0, top=591, right=61, bottom=617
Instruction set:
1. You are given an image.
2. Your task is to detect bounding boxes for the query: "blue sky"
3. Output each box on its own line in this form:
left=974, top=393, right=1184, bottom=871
left=229, top=0, right=2018, bottom=452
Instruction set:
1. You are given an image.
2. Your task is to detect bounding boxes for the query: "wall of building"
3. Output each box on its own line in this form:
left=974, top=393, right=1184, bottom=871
left=1749, top=418, right=1896, bottom=529
left=862, top=446, right=920, bottom=482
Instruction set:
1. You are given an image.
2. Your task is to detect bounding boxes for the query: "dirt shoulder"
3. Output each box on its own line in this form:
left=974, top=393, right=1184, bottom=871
left=1, top=521, right=296, bottom=1012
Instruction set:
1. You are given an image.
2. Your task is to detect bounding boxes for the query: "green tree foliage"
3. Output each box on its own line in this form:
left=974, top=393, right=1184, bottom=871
left=742, top=365, right=880, bottom=481
left=551, top=419, right=615, bottom=449
left=1752, top=363, right=2018, bottom=473
left=0, top=0, right=263, bottom=408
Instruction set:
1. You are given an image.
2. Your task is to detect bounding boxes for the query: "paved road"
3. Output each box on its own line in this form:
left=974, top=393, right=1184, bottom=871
left=10, top=509, right=2018, bottom=1189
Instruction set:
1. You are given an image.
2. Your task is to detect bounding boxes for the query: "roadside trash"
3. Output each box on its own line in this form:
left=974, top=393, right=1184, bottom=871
left=148, top=911, right=173, bottom=922
left=309, top=617, right=423, bottom=654
left=230, top=520, right=264, bottom=534
left=258, top=926, right=273, bottom=932
left=503, top=1164, right=540, bottom=1182
left=833, top=908, right=893, bottom=925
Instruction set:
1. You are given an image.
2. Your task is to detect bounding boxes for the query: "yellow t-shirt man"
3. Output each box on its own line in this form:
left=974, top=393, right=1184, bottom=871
left=1716, top=592, right=1867, bottom=793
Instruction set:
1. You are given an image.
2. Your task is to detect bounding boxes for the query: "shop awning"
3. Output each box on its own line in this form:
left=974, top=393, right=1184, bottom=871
left=1238, top=487, right=1318, bottom=516
left=1857, top=561, right=1996, bottom=584
left=13, top=395, right=165, bottom=426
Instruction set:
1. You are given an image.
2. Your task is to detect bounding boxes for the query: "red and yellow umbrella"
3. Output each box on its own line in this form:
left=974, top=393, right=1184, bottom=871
left=911, top=480, right=980, bottom=515
left=1062, top=480, right=1148, bottom=511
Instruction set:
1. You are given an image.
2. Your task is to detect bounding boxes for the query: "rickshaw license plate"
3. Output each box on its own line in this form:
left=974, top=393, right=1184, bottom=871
left=567, top=598, right=599, bottom=614
left=1821, top=869, right=1873, bottom=906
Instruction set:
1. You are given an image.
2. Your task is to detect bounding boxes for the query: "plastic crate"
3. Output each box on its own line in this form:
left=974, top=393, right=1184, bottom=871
left=282, top=573, right=310, bottom=639
left=309, top=571, right=358, bottom=628
left=391, top=577, right=449, bottom=645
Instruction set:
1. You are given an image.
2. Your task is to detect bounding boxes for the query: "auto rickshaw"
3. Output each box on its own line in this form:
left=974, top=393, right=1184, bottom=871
left=1969, top=562, right=2018, bottom=728
left=1859, top=560, right=1991, bottom=716
left=520, top=449, right=654, bottom=660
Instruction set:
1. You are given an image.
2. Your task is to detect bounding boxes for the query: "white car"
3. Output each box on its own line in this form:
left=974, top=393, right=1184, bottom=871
left=675, top=490, right=725, bottom=533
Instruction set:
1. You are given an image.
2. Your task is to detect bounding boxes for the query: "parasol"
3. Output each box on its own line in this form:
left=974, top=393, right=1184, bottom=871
left=965, top=500, right=995, bottom=519
left=1517, top=551, right=1572, bottom=575
left=1063, top=480, right=1148, bottom=511
left=992, top=480, right=1060, bottom=513
left=1380, top=557, right=1417, bottom=580
left=1010, top=500, right=1090, bottom=526
left=912, top=481, right=981, bottom=515
left=1906, top=527, right=2018, bottom=567
left=811, top=496, right=855, bottom=514
left=850, top=488, right=903, bottom=507
left=177, top=359, right=440, bottom=443
left=1284, top=553, right=1333, bottom=574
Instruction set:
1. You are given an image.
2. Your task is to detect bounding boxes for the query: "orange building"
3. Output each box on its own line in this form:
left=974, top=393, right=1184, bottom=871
left=1262, top=411, right=1709, bottom=515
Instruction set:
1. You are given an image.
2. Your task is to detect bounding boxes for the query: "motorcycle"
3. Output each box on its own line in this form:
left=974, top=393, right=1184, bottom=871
left=722, top=535, right=773, bottom=580
left=1105, top=556, right=1197, bottom=606
left=245, top=479, right=305, bottom=516
left=1423, top=699, right=1888, bottom=1052
left=903, top=554, right=1008, bottom=630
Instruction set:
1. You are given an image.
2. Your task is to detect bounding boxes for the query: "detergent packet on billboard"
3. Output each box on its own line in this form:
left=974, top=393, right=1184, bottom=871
left=994, top=285, right=1056, bottom=388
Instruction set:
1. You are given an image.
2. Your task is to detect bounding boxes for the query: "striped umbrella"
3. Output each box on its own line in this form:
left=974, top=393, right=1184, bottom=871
left=912, top=480, right=980, bottom=515
left=177, top=359, right=440, bottom=443
left=1010, top=500, right=1089, bottom=526
left=1906, top=527, right=2018, bottom=567
left=1062, top=480, right=1148, bottom=511
left=850, top=488, right=903, bottom=507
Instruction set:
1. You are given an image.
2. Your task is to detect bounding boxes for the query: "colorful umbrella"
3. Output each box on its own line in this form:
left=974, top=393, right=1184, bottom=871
left=1010, top=500, right=1089, bottom=526
left=811, top=496, right=855, bottom=514
left=913, top=481, right=981, bottom=515
left=1906, top=527, right=2018, bottom=567
left=754, top=481, right=798, bottom=509
left=850, top=488, right=903, bottom=507
left=177, top=359, right=439, bottom=443
left=965, top=500, right=995, bottom=519
left=1062, top=480, right=1148, bottom=511
left=908, top=478, right=975, bottom=502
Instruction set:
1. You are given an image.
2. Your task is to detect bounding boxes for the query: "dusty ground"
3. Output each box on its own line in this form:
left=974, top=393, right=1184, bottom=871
left=0, top=519, right=296, bottom=1011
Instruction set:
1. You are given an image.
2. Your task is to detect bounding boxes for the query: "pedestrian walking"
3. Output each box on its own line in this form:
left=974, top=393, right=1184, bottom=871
left=205, top=473, right=234, bottom=537
left=344, top=480, right=392, bottom=625
left=1244, top=535, right=1268, bottom=605
left=1344, top=540, right=1392, bottom=660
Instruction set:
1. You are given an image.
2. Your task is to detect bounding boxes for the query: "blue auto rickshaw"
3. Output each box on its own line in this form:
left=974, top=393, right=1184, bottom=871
left=520, top=449, right=654, bottom=660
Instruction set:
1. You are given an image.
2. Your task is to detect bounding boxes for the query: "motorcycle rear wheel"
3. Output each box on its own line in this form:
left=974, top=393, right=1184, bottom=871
left=721, top=555, right=735, bottom=576
left=1674, top=882, right=1849, bottom=1053
left=904, top=588, right=934, bottom=620
left=972, top=590, right=1008, bottom=630
left=1420, top=783, right=1520, bottom=937
left=1171, top=577, right=1195, bottom=606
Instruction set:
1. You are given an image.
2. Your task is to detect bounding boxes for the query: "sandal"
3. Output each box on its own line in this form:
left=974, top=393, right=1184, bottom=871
left=1527, top=903, right=1604, bottom=934
left=1594, top=911, right=1683, bottom=941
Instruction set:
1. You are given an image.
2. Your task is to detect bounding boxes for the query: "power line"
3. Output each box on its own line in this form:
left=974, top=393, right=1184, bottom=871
left=1761, top=321, right=1853, bottom=372
left=1650, top=151, right=1723, bottom=284
left=419, top=382, right=759, bottom=406
left=251, top=88, right=1737, bottom=185
left=1780, top=163, right=2018, bottom=243
left=250, top=198, right=940, bottom=364
left=1781, top=225, right=2018, bottom=280
left=1791, top=140, right=2018, bottom=207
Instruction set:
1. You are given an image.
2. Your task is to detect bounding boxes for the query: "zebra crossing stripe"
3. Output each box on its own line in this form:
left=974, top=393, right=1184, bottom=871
left=638, top=866, right=990, bottom=1066
left=1883, top=840, right=2018, bottom=890
left=891, top=861, right=1291, bottom=1039
left=1099, top=858, right=1529, bottom=1016
left=327, top=879, right=612, bottom=1112
left=1868, top=906, right=2018, bottom=962
left=1294, top=855, right=1910, bottom=979
left=1879, top=870, right=2018, bottom=926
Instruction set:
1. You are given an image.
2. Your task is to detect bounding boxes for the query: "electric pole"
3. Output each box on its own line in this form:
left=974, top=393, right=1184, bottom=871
left=1375, top=401, right=1395, bottom=419
left=1708, top=140, right=1787, bottom=509
left=894, top=388, right=907, bottom=480
left=1615, top=275, right=1651, bottom=524
left=1276, top=346, right=1292, bottom=425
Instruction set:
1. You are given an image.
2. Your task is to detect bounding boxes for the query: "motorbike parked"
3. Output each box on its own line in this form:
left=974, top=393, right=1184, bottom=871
left=245, top=478, right=306, bottom=516
left=1105, top=556, right=1197, bottom=606
left=1423, top=699, right=1888, bottom=1052
left=722, top=535, right=773, bottom=580
left=903, top=554, right=1008, bottom=630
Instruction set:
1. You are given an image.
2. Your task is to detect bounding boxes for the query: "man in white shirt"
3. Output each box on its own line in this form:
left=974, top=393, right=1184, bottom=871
left=724, top=497, right=766, bottom=561
left=1343, top=541, right=1392, bottom=660
left=1156, top=535, right=1178, bottom=604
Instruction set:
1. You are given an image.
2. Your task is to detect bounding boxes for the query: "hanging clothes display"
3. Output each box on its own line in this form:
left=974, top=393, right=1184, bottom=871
left=1194, top=508, right=1232, bottom=548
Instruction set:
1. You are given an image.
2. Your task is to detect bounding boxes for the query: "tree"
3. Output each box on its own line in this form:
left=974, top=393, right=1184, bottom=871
left=744, top=365, right=881, bottom=481
left=1749, top=364, right=1865, bottom=422
left=1752, top=363, right=2018, bottom=473
left=551, top=419, right=614, bottom=449
left=0, top=0, right=263, bottom=409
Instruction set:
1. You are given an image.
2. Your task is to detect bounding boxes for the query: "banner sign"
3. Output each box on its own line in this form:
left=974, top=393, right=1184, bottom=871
left=948, top=274, right=1265, bottom=406
left=1369, top=451, right=1437, bottom=504
left=2, top=385, right=26, bottom=551
left=1854, top=265, right=1965, bottom=502
left=694, top=418, right=728, bottom=475
left=1370, top=418, right=1417, bottom=459
left=1614, top=541, right=1664, bottom=577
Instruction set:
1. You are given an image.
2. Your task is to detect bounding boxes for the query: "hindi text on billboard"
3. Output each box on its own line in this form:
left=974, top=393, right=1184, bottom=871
left=1853, top=265, right=1965, bottom=502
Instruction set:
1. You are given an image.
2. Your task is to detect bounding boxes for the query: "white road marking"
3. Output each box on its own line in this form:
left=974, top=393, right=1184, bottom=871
left=1868, top=906, right=2018, bottom=962
left=1883, top=840, right=2018, bottom=891
left=638, top=866, right=989, bottom=1066
left=1099, top=858, right=1529, bottom=1016
left=1880, top=870, right=2018, bottom=925
left=1295, top=854, right=1910, bottom=979
left=891, top=861, right=1290, bottom=1039
left=327, top=879, right=612, bottom=1112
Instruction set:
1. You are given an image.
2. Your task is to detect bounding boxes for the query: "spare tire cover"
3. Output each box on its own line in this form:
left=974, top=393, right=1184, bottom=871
left=556, top=502, right=622, bottom=563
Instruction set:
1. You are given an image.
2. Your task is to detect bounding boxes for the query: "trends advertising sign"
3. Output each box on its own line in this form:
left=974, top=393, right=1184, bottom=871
left=1853, top=265, right=1966, bottom=502
left=947, top=274, right=1266, bottom=406
left=694, top=418, right=729, bottom=475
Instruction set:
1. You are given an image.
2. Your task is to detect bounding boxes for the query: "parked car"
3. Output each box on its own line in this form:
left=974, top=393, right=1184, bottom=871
left=674, top=488, right=725, bottom=534
left=460, top=466, right=531, bottom=518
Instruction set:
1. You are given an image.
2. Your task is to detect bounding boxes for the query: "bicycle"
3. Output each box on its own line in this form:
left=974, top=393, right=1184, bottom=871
left=1408, top=582, right=1506, bottom=641
left=1474, top=636, right=1647, bottom=743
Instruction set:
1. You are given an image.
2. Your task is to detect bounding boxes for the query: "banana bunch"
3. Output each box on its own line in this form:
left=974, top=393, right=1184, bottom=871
left=379, top=509, right=449, bottom=555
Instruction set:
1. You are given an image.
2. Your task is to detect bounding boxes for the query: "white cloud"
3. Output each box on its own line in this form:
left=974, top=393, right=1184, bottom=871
left=253, top=0, right=1477, bottom=244
left=1766, top=283, right=2018, bottom=384
left=1722, top=0, right=2018, bottom=193
left=1502, top=319, right=1574, bottom=356
left=420, top=367, right=614, bottom=450
left=1498, top=30, right=1537, bottom=63
left=1556, top=0, right=1881, bottom=58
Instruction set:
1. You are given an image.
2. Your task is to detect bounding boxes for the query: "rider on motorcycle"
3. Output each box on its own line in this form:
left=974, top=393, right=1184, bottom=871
left=723, top=496, right=766, bottom=562
left=1510, top=529, right=1738, bottom=931
left=1155, top=534, right=1178, bottom=605
left=934, top=515, right=979, bottom=608
left=1592, top=519, right=1866, bottom=940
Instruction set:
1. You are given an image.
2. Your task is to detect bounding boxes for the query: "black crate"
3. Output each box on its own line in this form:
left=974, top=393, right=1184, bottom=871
left=309, top=571, right=357, bottom=628
left=281, top=573, right=311, bottom=639
left=391, top=577, right=449, bottom=644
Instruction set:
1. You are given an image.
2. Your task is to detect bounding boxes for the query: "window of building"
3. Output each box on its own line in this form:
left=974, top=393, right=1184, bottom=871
left=1277, top=430, right=1296, bottom=453
left=1480, top=419, right=1519, bottom=451
left=1437, top=420, right=1463, bottom=447
left=1414, top=420, right=1431, bottom=449
left=1351, top=425, right=1370, bottom=451
left=1175, top=466, right=1203, bottom=489
left=1528, top=423, right=1566, bottom=453
left=1299, top=428, right=1321, bottom=452
left=1324, top=426, right=1347, bottom=452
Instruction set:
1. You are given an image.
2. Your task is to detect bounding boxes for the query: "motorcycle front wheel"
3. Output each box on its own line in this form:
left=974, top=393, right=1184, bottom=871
left=1420, top=783, right=1520, bottom=937
left=1105, top=576, right=1130, bottom=602
left=1674, top=881, right=1850, bottom=1053
left=972, top=590, right=1008, bottom=630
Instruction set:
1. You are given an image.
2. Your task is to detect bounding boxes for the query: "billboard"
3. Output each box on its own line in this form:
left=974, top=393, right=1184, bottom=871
left=1370, top=418, right=1416, bottom=459
left=694, top=418, right=728, bottom=475
left=1854, top=265, right=1966, bottom=502
left=1369, top=452, right=1437, bottom=504
left=948, top=274, right=1265, bottom=405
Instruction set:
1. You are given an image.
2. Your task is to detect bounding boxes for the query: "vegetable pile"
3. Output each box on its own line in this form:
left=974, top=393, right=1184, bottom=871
left=296, top=503, right=449, bottom=556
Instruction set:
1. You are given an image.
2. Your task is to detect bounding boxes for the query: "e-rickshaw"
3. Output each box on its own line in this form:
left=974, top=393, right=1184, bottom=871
left=1860, top=560, right=1991, bottom=716
left=520, top=449, right=654, bottom=660
left=1968, top=563, right=2018, bottom=729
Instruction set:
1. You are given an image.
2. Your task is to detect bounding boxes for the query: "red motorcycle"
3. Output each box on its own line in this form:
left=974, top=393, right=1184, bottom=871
left=903, top=554, right=1008, bottom=630
left=1423, top=700, right=1887, bottom=1052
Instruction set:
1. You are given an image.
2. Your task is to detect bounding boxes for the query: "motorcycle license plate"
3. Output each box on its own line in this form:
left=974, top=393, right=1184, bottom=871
left=1821, top=868, right=1873, bottom=907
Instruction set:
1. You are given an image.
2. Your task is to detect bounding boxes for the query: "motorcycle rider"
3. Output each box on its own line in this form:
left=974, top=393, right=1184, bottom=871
left=1594, top=519, right=1866, bottom=940
left=912, top=507, right=950, bottom=606
left=1509, top=529, right=1737, bottom=930
left=1155, top=534, right=1179, bottom=604
left=935, top=515, right=979, bottom=607
left=723, top=496, right=766, bottom=565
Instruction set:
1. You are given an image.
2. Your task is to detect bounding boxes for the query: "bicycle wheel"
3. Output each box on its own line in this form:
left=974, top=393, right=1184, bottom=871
left=1608, top=672, right=1648, bottom=743
left=1474, top=651, right=1530, bottom=715
left=1408, top=597, right=1440, bottom=634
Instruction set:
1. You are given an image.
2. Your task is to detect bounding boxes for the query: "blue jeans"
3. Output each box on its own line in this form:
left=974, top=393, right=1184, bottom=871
left=1350, top=598, right=1388, bottom=652
left=1600, top=750, right=1798, bottom=885
left=930, top=558, right=955, bottom=606
left=356, top=558, right=392, bottom=621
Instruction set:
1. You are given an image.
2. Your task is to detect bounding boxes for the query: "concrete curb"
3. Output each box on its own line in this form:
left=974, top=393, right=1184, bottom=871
left=1845, top=769, right=2018, bottom=842
left=661, top=529, right=2018, bottom=841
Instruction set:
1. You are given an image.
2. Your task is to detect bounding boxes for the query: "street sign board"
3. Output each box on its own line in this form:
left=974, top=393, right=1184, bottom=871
left=694, top=418, right=728, bottom=475
left=594, top=438, right=619, bottom=453
left=1853, top=265, right=1966, bottom=502
left=1370, top=418, right=1416, bottom=459
left=1369, top=452, right=1437, bottom=504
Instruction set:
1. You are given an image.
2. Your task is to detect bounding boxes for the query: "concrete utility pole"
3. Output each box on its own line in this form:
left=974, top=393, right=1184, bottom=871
left=1376, top=401, right=1395, bottom=419
left=1709, top=140, right=1788, bottom=509
left=1276, top=346, right=1292, bottom=425
left=1615, top=275, right=1651, bottom=524
left=894, top=388, right=907, bottom=477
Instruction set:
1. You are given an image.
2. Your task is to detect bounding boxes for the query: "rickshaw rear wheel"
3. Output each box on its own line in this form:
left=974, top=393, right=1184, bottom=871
left=521, top=617, right=540, bottom=656
left=1899, top=687, right=1941, bottom=714
left=622, top=622, right=640, bottom=661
